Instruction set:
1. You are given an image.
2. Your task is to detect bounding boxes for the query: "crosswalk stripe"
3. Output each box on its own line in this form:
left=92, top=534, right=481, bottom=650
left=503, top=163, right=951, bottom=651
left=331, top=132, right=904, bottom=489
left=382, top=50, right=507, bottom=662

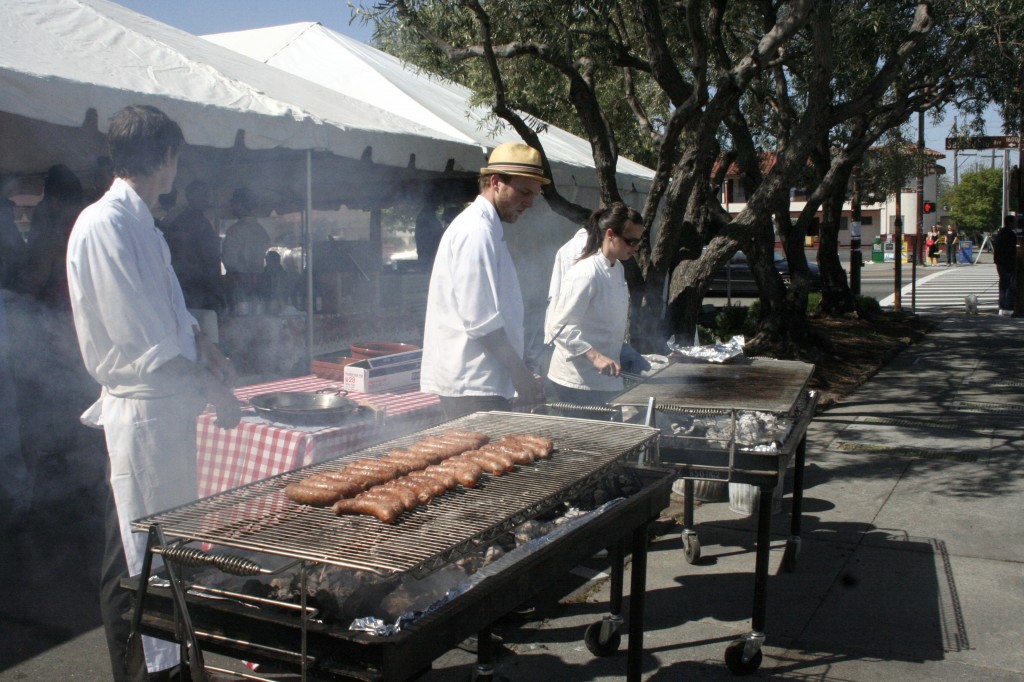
left=879, top=263, right=1001, bottom=312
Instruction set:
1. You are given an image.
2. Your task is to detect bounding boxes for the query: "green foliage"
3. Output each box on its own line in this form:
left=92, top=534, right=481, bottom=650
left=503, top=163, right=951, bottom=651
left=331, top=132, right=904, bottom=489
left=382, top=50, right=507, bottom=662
left=711, top=304, right=745, bottom=342
left=807, top=292, right=822, bottom=313
left=712, top=304, right=755, bottom=342
left=857, top=295, right=882, bottom=316
left=696, top=325, right=716, bottom=345
left=946, top=167, right=1003, bottom=233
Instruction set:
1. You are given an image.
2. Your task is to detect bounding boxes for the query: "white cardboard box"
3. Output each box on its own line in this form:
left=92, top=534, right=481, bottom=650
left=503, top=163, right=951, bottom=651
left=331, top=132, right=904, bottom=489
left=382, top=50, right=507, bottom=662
left=343, top=349, right=422, bottom=393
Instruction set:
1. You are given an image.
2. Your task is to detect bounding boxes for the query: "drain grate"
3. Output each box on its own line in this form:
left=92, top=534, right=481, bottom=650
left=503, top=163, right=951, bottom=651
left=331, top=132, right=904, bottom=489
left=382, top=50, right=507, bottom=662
left=954, top=400, right=1024, bottom=415
left=833, top=441, right=979, bottom=462
left=987, top=379, right=1024, bottom=388
left=859, top=415, right=986, bottom=433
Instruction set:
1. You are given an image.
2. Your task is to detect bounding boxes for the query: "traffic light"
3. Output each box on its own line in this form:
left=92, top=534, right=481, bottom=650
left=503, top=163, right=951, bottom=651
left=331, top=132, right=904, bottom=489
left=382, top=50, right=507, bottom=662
left=922, top=200, right=936, bottom=214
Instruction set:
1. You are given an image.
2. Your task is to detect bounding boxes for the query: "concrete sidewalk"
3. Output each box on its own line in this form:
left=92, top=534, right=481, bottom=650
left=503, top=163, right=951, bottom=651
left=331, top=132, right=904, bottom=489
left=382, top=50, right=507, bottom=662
left=2, top=313, right=1023, bottom=681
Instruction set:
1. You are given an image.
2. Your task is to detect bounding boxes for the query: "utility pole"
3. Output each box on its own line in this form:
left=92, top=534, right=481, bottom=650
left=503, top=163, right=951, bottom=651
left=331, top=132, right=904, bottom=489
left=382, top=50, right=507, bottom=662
left=912, top=111, right=924, bottom=312
left=1016, top=107, right=1024, bottom=317
left=850, top=167, right=862, bottom=295
left=894, top=191, right=903, bottom=312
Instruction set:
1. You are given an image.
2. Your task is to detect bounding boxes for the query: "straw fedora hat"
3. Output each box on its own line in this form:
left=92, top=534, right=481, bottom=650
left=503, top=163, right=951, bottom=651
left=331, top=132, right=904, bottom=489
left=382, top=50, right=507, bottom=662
left=480, top=142, right=550, bottom=185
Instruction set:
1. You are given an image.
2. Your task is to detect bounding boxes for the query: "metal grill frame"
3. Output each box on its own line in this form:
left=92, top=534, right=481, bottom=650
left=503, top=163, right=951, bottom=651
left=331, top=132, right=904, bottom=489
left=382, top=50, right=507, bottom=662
left=124, top=466, right=675, bottom=682
left=132, top=412, right=660, bottom=577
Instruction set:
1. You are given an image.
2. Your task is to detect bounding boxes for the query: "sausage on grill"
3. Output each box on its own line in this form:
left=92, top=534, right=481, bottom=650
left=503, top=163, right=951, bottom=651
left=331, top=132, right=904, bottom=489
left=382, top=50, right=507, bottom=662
left=479, top=442, right=535, bottom=465
left=333, top=496, right=403, bottom=524
left=501, top=434, right=554, bottom=458
left=442, top=429, right=490, bottom=449
left=298, top=475, right=362, bottom=497
left=284, top=483, right=345, bottom=506
left=389, top=477, right=436, bottom=504
left=431, top=459, right=483, bottom=487
left=404, top=470, right=451, bottom=496
left=362, top=485, right=419, bottom=512
left=455, top=450, right=508, bottom=475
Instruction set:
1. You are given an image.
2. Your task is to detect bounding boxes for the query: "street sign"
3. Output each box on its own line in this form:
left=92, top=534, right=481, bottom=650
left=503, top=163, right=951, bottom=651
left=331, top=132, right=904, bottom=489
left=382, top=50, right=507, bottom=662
left=945, top=134, right=1020, bottom=150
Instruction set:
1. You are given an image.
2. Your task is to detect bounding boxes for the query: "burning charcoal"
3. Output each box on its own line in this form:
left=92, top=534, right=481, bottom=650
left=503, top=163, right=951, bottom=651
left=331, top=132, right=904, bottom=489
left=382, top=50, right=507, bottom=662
left=454, top=543, right=505, bottom=572
left=379, top=564, right=468, bottom=619
left=513, top=519, right=554, bottom=546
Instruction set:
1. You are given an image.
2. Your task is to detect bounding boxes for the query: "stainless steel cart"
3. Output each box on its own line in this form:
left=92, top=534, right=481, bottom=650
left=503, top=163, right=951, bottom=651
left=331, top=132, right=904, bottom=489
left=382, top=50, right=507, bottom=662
left=608, top=357, right=818, bottom=674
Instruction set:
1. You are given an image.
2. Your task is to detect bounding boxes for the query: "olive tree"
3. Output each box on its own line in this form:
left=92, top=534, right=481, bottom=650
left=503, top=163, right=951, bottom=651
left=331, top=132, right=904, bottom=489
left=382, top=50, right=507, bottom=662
left=359, top=1, right=1000, bottom=355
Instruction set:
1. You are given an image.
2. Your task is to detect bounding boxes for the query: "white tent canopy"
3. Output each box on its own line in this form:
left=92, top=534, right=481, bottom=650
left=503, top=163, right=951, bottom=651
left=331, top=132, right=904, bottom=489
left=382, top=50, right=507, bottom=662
left=0, top=0, right=484, bottom=177
left=202, top=22, right=656, bottom=349
left=203, top=22, right=655, bottom=192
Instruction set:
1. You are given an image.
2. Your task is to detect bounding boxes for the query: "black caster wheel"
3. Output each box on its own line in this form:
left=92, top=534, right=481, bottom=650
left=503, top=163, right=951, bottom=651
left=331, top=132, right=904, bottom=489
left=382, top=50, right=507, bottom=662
left=724, top=638, right=763, bottom=675
left=682, top=531, right=701, bottom=564
left=471, top=666, right=494, bottom=681
left=584, top=621, right=622, bottom=656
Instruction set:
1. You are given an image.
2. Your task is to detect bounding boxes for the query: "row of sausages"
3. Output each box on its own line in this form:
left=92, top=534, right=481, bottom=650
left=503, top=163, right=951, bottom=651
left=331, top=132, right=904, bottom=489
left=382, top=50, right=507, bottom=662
left=284, top=429, right=555, bottom=523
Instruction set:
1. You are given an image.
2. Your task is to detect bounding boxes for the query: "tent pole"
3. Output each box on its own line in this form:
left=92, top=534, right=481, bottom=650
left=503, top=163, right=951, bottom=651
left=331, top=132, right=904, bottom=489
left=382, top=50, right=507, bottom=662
left=305, top=149, right=314, bottom=373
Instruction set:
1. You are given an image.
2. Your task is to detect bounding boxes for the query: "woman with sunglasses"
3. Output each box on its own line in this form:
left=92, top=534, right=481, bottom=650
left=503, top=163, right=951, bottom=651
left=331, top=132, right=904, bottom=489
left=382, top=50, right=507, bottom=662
left=544, top=202, right=644, bottom=405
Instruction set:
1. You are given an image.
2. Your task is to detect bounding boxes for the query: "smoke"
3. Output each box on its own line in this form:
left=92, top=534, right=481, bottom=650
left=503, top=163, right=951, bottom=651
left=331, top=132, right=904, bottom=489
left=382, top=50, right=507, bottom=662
left=2, top=291, right=107, bottom=511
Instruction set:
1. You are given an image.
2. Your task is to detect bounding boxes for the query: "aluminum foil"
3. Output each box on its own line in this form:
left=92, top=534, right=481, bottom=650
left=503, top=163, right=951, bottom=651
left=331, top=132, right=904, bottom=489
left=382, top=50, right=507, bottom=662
left=665, top=410, right=793, bottom=451
left=666, top=334, right=746, bottom=363
left=348, top=502, right=620, bottom=637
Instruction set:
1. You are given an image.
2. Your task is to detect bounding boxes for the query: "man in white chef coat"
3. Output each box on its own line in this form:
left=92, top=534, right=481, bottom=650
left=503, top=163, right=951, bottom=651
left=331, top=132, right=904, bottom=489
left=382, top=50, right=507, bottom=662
left=420, top=142, right=548, bottom=419
left=66, top=104, right=240, bottom=682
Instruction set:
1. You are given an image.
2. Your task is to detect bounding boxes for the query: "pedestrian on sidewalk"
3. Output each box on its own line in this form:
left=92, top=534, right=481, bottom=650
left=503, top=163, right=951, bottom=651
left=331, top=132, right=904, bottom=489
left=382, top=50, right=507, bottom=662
left=926, top=228, right=940, bottom=266
left=945, top=225, right=960, bottom=266
left=994, top=215, right=1017, bottom=315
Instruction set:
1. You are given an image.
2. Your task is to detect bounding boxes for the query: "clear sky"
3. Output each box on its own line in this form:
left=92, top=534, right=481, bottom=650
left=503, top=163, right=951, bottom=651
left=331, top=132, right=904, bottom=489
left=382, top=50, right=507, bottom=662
left=114, top=1, right=1009, bottom=166
left=114, top=0, right=375, bottom=43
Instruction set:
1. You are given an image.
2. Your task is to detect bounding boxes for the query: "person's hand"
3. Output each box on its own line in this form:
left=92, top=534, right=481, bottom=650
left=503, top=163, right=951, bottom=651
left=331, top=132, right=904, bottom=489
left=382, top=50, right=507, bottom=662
left=588, top=349, right=621, bottom=377
left=619, top=343, right=651, bottom=373
left=207, top=380, right=243, bottom=429
left=212, top=395, right=243, bottom=429
left=194, top=325, right=238, bottom=387
left=195, top=364, right=243, bottom=429
left=511, top=368, right=545, bottom=411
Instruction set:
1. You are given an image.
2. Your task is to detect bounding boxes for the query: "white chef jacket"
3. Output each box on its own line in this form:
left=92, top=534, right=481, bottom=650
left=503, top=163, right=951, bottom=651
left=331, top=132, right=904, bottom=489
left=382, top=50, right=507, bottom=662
left=545, top=252, right=629, bottom=392
left=66, top=178, right=205, bottom=673
left=544, top=227, right=588, bottom=335
left=420, top=195, right=525, bottom=399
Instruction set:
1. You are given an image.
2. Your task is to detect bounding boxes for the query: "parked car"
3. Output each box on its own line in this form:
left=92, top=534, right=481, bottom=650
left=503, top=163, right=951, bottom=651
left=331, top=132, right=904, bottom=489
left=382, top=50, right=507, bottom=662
left=706, top=251, right=822, bottom=296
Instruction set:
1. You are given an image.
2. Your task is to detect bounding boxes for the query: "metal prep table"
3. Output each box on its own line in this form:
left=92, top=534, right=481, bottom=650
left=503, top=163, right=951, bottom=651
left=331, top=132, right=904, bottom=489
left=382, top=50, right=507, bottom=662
left=607, top=356, right=819, bottom=674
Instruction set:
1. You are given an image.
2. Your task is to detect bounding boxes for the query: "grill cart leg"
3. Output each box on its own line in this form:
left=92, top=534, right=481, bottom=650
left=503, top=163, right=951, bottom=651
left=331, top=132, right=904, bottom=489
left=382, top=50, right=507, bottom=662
left=626, top=521, right=650, bottom=682
left=585, top=542, right=625, bottom=656
left=782, top=435, right=808, bottom=573
left=724, top=484, right=773, bottom=674
left=154, top=526, right=208, bottom=682
left=126, top=526, right=160, bottom=675
left=681, top=478, right=701, bottom=564
left=472, top=625, right=495, bottom=681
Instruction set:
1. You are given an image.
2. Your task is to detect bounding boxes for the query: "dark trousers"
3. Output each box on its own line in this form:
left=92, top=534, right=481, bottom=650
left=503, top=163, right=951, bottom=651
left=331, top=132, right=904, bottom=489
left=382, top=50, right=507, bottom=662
left=100, top=474, right=148, bottom=682
left=999, top=273, right=1016, bottom=310
left=551, top=382, right=619, bottom=406
left=439, top=395, right=512, bottom=421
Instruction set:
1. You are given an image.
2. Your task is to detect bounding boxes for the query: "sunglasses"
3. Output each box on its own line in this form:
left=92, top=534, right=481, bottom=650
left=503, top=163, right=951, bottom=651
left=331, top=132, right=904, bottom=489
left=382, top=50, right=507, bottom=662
left=620, top=236, right=642, bottom=246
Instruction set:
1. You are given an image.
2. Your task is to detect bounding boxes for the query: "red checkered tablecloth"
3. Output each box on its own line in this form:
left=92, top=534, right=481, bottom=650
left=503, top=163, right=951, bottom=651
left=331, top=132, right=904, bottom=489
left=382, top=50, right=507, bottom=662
left=196, top=375, right=443, bottom=497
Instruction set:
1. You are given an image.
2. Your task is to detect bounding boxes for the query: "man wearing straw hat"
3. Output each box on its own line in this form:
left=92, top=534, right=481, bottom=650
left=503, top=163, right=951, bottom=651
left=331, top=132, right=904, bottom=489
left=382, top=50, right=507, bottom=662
left=421, top=142, right=549, bottom=419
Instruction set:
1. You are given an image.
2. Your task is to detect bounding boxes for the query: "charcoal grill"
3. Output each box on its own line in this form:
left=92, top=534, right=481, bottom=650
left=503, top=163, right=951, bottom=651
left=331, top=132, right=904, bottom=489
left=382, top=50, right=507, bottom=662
left=125, top=411, right=673, bottom=681
left=609, top=356, right=818, bottom=674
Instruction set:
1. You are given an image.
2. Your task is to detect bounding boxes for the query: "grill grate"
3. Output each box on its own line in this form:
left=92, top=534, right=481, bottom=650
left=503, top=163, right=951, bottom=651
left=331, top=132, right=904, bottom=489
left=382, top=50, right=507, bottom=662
left=132, top=412, right=659, bottom=576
